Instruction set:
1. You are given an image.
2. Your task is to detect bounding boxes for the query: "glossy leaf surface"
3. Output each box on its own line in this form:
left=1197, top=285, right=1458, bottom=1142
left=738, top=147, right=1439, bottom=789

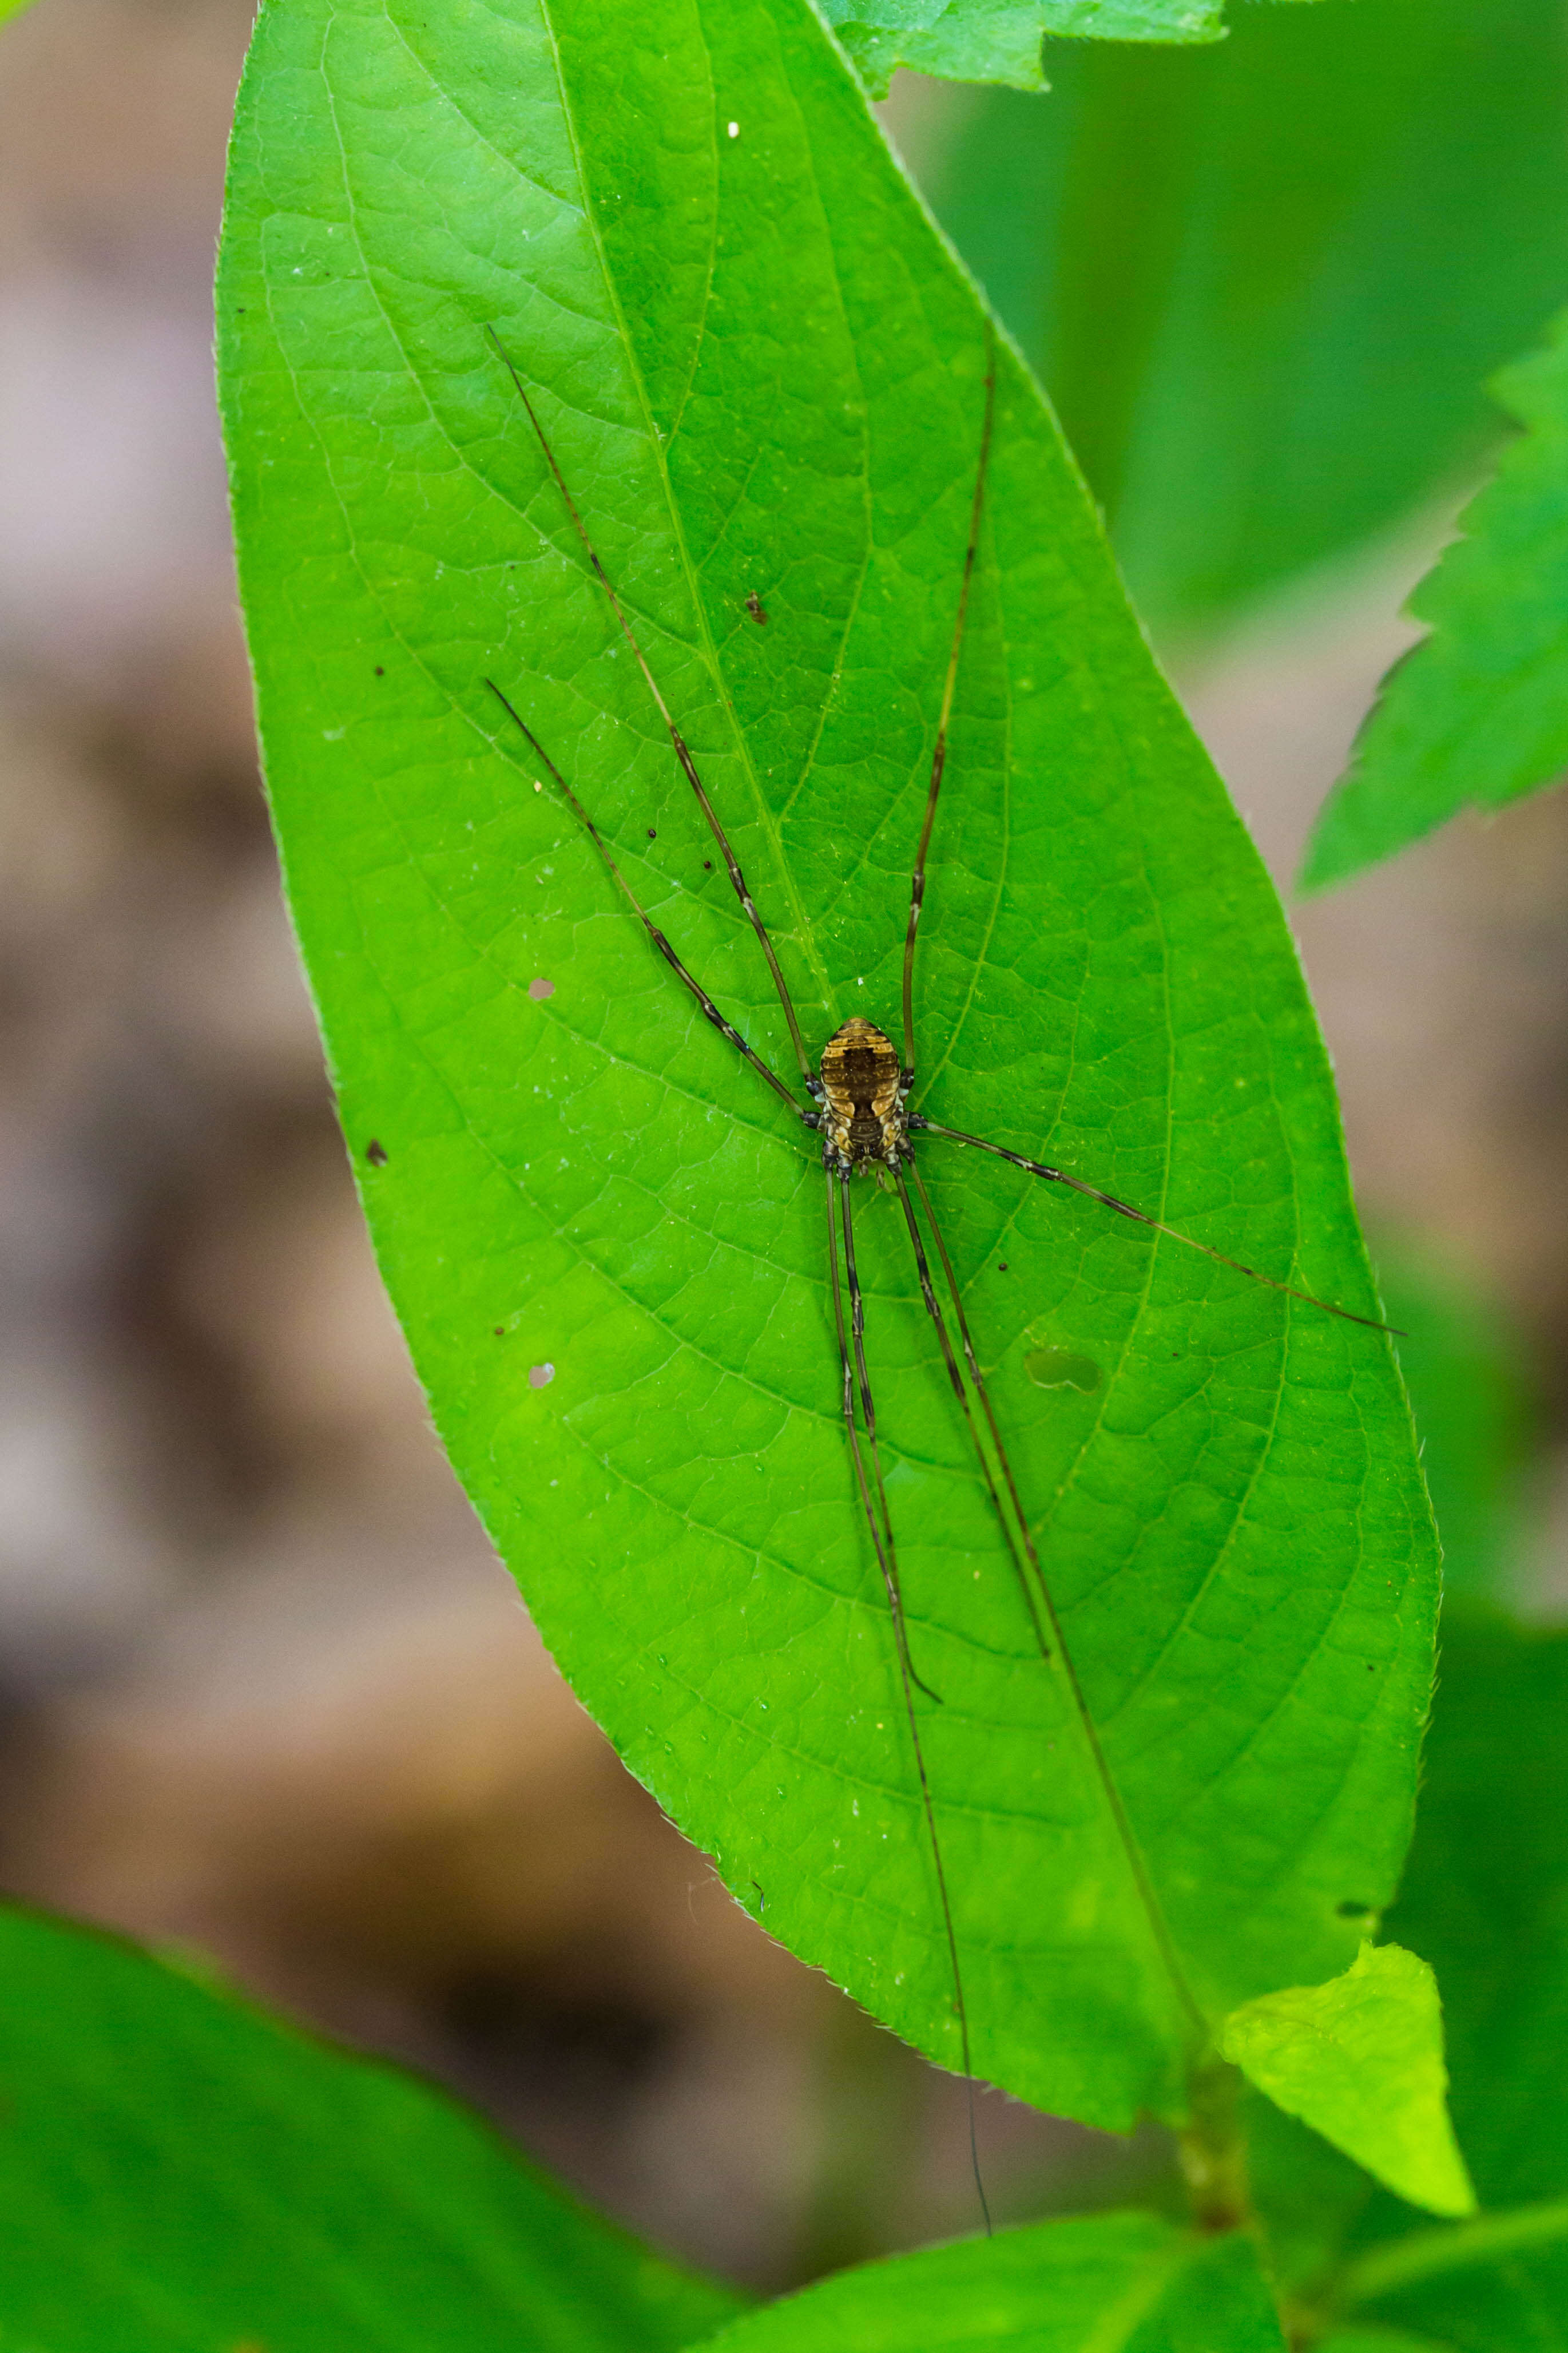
left=219, top=0, right=1438, bottom=2130
left=699, top=2212, right=1285, bottom=2353
left=0, top=1904, right=739, bottom=2352
left=922, top=0, right=1568, bottom=637
left=1304, top=313, right=1568, bottom=892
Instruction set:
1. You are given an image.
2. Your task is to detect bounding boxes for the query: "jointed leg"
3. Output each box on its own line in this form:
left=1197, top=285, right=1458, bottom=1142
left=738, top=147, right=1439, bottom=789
left=892, top=1166, right=1052, bottom=1664
left=900, top=332, right=998, bottom=1075
left=911, top=1118, right=1399, bottom=1334
left=824, top=1171, right=990, bottom=2226
left=487, top=682, right=807, bottom=1122
left=838, top=1175, right=942, bottom=1706
left=487, top=329, right=815, bottom=1087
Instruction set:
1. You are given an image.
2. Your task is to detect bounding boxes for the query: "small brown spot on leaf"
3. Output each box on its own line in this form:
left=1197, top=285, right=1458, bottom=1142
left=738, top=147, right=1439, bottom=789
left=366, top=1139, right=388, bottom=1167
left=528, top=1363, right=555, bottom=1390
left=745, top=590, right=768, bottom=626
left=528, top=976, right=554, bottom=1002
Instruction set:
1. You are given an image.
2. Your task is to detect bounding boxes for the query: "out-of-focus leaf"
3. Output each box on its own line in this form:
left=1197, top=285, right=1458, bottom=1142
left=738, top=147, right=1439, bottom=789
left=1219, top=1944, right=1474, bottom=2219
left=920, top=0, right=1568, bottom=637
left=1249, top=1614, right=1568, bottom=2341
left=816, top=0, right=1222, bottom=102
left=1302, top=314, right=1568, bottom=892
left=698, top=2212, right=1285, bottom=2352
left=1374, top=1239, right=1533, bottom=1603
left=0, top=1904, right=740, bottom=2353
left=219, top=0, right=1438, bottom=2134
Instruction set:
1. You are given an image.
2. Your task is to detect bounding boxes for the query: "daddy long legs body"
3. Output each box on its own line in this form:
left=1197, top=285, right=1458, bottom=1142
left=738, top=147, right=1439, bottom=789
left=483, top=326, right=1394, bottom=2214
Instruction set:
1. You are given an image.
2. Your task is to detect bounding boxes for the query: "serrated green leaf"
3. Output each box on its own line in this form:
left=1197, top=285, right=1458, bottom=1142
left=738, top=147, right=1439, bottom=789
left=1220, top=1945, right=1475, bottom=2220
left=0, top=1903, right=739, bottom=2352
left=814, top=0, right=1222, bottom=102
left=1302, top=312, right=1568, bottom=892
left=920, top=0, right=1568, bottom=636
left=219, top=0, right=1438, bottom=2133
left=696, top=2212, right=1285, bottom=2352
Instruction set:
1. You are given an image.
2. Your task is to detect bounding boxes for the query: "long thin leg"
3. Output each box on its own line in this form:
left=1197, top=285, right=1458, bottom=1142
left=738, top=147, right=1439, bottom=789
left=838, top=1176, right=942, bottom=1707
left=903, top=1157, right=1209, bottom=2050
left=488, top=681, right=807, bottom=1123
left=824, top=1173, right=990, bottom=2231
left=487, top=329, right=815, bottom=1087
left=891, top=1167, right=1050, bottom=1665
left=911, top=1118, right=1400, bottom=1334
left=901, top=332, right=998, bottom=1075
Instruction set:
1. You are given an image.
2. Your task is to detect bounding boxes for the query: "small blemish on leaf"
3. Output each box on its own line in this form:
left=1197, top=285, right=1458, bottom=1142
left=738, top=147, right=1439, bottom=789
left=374, top=665, right=384, bottom=676
left=647, top=827, right=657, bottom=839
left=528, top=976, right=554, bottom=1001
left=727, top=118, right=739, bottom=137
left=366, top=1139, right=388, bottom=1167
left=493, top=1326, right=505, bottom=1338
left=528, top=1362, right=555, bottom=1390
left=1337, top=1899, right=1373, bottom=1918
left=745, top=590, right=768, bottom=625
left=997, top=1261, right=1009, bottom=1273
left=1025, top=1347, right=1101, bottom=1393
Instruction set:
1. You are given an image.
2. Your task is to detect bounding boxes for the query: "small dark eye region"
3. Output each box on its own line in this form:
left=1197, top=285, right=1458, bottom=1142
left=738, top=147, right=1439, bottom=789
left=366, top=1139, right=388, bottom=1166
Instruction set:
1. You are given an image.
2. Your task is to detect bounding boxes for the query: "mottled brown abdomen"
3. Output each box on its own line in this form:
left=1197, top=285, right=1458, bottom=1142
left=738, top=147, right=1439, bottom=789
left=820, top=1017, right=906, bottom=1170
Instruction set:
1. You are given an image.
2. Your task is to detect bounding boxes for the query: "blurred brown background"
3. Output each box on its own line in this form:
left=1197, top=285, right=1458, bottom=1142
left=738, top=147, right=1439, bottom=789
left=1, top=0, right=1564, bottom=2292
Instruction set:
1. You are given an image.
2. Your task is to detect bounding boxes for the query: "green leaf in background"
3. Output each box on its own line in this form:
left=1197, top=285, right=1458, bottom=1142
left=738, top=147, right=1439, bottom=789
left=814, top=0, right=1225, bottom=104
left=698, top=2211, right=1285, bottom=2353
left=1373, top=1240, right=1534, bottom=1605
left=1302, top=313, right=1568, bottom=892
left=917, top=0, right=1568, bottom=639
left=1242, top=1613, right=1568, bottom=2346
left=1219, top=1944, right=1475, bottom=2219
left=219, top=0, right=1437, bottom=2133
left=0, top=1903, right=739, bottom=2353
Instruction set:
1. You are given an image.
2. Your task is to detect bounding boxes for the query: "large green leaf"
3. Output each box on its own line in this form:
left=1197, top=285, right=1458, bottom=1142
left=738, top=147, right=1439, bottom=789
left=815, top=0, right=1224, bottom=103
left=0, top=1903, right=739, bottom=2352
left=920, top=0, right=1568, bottom=637
left=219, top=0, right=1437, bottom=2132
left=1302, top=313, right=1568, bottom=893
left=696, top=2212, right=1285, bottom=2351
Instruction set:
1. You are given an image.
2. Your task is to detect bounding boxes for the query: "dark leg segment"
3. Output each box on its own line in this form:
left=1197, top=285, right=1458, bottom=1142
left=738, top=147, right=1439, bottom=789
left=487, top=683, right=807, bottom=1121
left=487, top=330, right=815, bottom=1086
left=901, top=333, right=998, bottom=1075
left=892, top=1167, right=1051, bottom=1663
left=823, top=1170, right=990, bottom=2231
left=838, top=1175, right=942, bottom=1708
left=911, top=1118, right=1400, bottom=1334
left=900, top=1155, right=1210, bottom=2050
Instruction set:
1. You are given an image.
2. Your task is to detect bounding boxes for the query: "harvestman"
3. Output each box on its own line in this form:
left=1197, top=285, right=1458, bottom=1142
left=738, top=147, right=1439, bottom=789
left=483, top=328, right=1392, bottom=2203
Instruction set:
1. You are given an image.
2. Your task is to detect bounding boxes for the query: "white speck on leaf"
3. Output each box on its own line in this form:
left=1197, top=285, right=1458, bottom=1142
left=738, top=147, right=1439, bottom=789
left=727, top=119, right=739, bottom=137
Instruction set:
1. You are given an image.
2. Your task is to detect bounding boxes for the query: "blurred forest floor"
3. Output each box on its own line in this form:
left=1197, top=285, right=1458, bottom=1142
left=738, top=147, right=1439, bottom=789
left=1, top=0, right=1565, bottom=2292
